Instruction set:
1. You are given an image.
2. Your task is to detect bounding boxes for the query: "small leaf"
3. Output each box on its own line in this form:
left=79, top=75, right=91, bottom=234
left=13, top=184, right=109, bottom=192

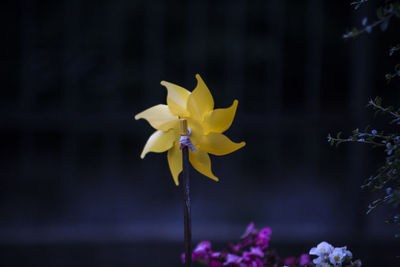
left=377, top=7, right=384, bottom=18
left=380, top=19, right=389, bottom=31
left=362, top=17, right=368, bottom=25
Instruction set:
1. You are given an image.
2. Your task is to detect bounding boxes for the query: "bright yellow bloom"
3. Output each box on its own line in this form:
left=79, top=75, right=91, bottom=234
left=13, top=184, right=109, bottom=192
left=135, top=74, right=245, bottom=185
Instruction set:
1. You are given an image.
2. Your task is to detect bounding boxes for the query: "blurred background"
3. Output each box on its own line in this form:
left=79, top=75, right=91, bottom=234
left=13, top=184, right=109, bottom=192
left=1, top=0, right=400, bottom=266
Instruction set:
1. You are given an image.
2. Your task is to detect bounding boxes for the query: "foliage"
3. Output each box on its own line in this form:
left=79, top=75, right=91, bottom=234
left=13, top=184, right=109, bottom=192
left=327, top=0, right=400, bottom=237
left=343, top=0, right=400, bottom=82
left=328, top=98, right=400, bottom=235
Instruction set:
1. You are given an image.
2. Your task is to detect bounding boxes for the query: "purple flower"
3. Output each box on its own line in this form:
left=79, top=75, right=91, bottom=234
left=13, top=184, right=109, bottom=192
left=248, top=258, right=263, bottom=267
left=259, top=227, right=272, bottom=237
left=242, top=236, right=253, bottom=247
left=211, top=251, right=221, bottom=259
left=241, top=222, right=256, bottom=239
left=194, top=241, right=211, bottom=252
left=299, top=254, right=312, bottom=266
left=255, top=229, right=271, bottom=249
left=243, top=247, right=264, bottom=262
left=284, top=256, right=297, bottom=265
left=186, top=224, right=321, bottom=267
left=193, top=241, right=212, bottom=262
left=210, top=259, right=223, bottom=267
left=182, top=241, right=212, bottom=263
left=254, top=227, right=272, bottom=249
left=223, top=253, right=242, bottom=266
left=229, top=242, right=243, bottom=253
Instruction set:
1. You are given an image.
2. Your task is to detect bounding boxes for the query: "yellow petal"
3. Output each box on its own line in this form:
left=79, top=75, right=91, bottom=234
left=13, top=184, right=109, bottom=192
left=140, top=130, right=176, bottom=159
left=161, top=80, right=190, bottom=117
left=135, top=104, right=179, bottom=131
left=203, top=100, right=238, bottom=134
left=168, top=143, right=182, bottom=186
left=189, top=148, right=219, bottom=182
left=187, top=74, right=214, bottom=121
left=200, top=132, right=245, bottom=156
left=186, top=118, right=204, bottom=147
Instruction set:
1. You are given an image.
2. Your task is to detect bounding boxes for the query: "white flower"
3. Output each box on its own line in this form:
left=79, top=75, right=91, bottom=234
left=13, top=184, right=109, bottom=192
left=335, top=246, right=353, bottom=260
left=329, top=247, right=347, bottom=265
left=310, top=241, right=334, bottom=256
left=343, top=247, right=353, bottom=259
left=312, top=256, right=324, bottom=265
left=313, top=255, right=332, bottom=266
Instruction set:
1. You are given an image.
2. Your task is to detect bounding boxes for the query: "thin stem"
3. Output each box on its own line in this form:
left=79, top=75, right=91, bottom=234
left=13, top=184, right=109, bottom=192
left=182, top=146, right=192, bottom=267
left=368, top=98, right=400, bottom=120
left=343, top=13, right=394, bottom=39
left=330, top=136, right=385, bottom=147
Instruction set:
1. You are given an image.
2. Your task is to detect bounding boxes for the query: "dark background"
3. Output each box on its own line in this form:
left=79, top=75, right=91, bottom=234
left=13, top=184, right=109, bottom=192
left=1, top=0, right=400, bottom=266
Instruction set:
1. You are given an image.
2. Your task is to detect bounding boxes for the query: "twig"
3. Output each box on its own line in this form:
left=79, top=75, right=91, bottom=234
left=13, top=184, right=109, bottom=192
left=180, top=119, right=192, bottom=267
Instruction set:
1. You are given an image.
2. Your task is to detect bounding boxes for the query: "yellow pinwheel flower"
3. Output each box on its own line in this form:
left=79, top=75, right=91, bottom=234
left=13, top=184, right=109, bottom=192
left=135, top=74, right=245, bottom=185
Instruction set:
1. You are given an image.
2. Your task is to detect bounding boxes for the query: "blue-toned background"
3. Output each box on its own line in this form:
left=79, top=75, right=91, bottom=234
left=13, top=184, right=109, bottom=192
left=1, top=0, right=400, bottom=266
